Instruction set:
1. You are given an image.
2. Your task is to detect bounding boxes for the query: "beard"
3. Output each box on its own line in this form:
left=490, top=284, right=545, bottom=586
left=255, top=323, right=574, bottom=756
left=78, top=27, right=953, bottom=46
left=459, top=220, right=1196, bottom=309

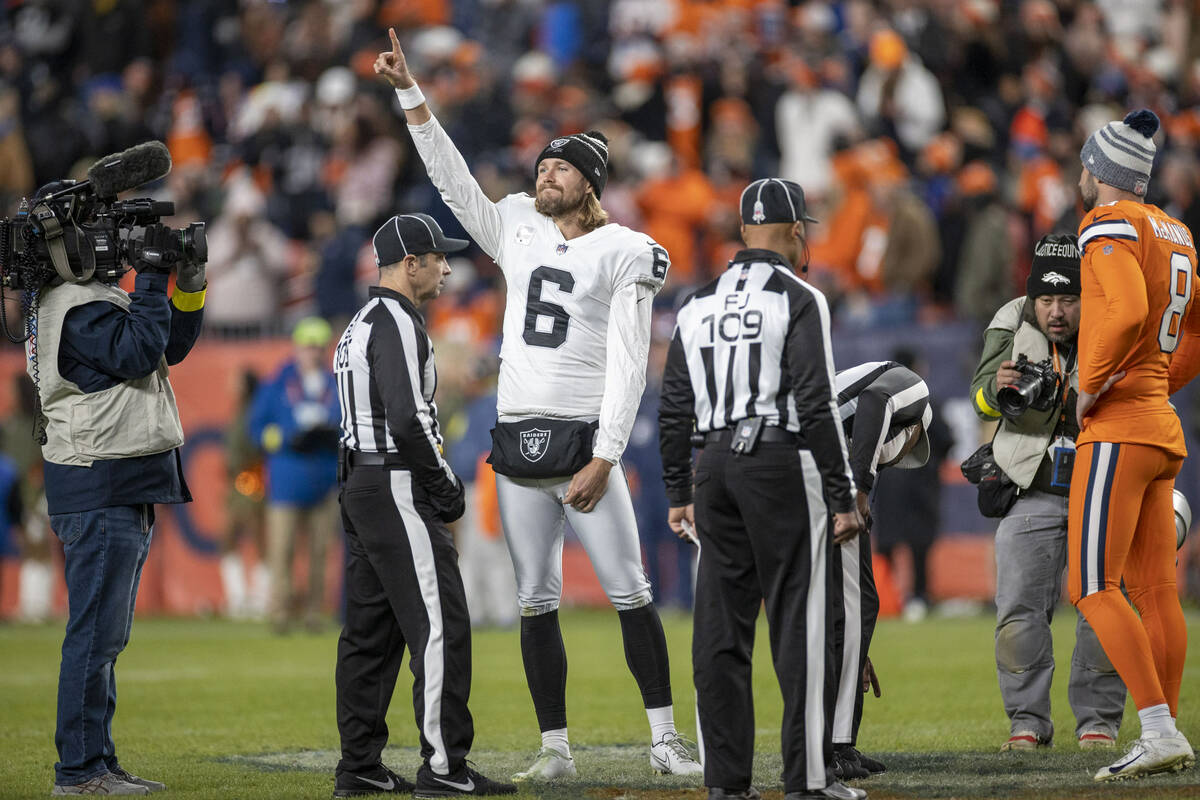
left=1080, top=176, right=1098, bottom=212
left=535, top=185, right=586, bottom=217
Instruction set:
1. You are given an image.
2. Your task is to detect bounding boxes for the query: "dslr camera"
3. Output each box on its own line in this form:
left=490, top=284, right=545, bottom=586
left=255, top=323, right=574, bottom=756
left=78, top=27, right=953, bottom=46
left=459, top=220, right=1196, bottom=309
left=0, top=141, right=206, bottom=310
left=997, top=353, right=1062, bottom=418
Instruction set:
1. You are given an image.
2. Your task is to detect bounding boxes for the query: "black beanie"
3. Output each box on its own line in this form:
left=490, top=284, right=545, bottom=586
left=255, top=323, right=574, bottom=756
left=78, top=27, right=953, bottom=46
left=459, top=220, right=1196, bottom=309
left=535, top=131, right=609, bottom=197
left=1027, top=233, right=1081, bottom=297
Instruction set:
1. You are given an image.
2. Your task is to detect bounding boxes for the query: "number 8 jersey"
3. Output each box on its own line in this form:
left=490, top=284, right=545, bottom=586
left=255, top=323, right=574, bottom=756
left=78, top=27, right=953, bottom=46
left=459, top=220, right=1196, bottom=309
left=1077, top=200, right=1198, bottom=454
left=406, top=114, right=667, bottom=463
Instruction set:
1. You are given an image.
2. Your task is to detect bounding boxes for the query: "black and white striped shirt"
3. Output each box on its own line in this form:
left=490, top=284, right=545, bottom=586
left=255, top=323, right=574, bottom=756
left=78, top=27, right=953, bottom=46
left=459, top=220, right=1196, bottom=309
left=658, top=248, right=856, bottom=511
left=333, top=286, right=458, bottom=497
left=835, top=361, right=932, bottom=492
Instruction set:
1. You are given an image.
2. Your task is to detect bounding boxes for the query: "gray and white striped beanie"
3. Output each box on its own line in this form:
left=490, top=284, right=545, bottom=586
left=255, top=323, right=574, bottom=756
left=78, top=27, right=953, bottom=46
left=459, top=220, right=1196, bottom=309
left=1079, top=109, right=1160, bottom=197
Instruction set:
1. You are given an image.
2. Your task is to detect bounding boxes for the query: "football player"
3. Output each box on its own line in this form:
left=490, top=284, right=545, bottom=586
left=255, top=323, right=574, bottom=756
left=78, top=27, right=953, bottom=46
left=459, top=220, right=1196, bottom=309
left=373, top=29, right=702, bottom=783
left=1070, top=109, right=1197, bottom=782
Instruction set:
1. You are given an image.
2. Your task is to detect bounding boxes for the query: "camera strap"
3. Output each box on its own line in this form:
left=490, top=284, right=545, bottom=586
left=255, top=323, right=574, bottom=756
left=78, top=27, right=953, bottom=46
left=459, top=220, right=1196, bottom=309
left=30, top=202, right=95, bottom=285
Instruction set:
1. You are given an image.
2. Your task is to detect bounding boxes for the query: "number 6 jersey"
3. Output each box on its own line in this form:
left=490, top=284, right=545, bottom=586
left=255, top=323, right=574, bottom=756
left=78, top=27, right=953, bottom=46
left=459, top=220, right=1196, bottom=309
left=407, top=114, right=667, bottom=463
left=1077, top=199, right=1199, bottom=454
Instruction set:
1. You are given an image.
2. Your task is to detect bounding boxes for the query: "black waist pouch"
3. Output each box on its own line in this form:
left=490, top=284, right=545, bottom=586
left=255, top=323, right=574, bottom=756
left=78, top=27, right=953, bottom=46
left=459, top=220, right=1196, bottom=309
left=961, top=442, right=1019, bottom=518
left=488, top=418, right=599, bottom=479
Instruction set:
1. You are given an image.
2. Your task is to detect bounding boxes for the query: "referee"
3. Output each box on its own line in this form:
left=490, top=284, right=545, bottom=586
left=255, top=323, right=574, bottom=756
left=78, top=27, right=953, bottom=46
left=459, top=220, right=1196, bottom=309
left=659, top=178, right=866, bottom=800
left=828, top=361, right=932, bottom=781
left=332, top=213, right=515, bottom=799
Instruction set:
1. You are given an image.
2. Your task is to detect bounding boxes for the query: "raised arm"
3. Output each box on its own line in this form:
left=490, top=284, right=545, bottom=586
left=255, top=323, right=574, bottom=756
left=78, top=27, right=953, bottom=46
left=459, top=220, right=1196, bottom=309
left=374, top=28, right=503, bottom=259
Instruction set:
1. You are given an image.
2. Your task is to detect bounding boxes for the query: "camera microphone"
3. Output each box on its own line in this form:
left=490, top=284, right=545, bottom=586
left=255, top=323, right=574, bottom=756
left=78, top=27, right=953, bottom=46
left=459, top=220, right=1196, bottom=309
left=86, top=141, right=173, bottom=199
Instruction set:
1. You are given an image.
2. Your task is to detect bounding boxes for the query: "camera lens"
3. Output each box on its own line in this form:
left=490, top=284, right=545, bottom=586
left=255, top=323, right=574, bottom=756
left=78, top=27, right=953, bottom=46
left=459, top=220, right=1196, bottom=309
left=997, top=374, right=1041, bottom=418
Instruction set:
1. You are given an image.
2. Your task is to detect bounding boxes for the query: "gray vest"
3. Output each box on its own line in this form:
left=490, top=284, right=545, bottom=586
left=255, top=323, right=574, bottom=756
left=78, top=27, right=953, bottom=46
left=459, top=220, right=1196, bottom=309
left=28, top=280, right=185, bottom=466
left=987, top=297, right=1078, bottom=489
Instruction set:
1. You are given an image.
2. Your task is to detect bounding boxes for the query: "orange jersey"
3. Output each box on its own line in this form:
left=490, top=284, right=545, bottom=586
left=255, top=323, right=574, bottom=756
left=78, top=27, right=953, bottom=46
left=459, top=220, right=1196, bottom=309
left=1076, top=200, right=1198, bottom=455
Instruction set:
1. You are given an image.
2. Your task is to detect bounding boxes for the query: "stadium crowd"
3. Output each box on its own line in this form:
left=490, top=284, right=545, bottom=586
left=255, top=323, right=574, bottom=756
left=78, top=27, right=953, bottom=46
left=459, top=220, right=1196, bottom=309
left=3, top=0, right=1199, bottom=325
left=1, top=0, right=1200, bottom=612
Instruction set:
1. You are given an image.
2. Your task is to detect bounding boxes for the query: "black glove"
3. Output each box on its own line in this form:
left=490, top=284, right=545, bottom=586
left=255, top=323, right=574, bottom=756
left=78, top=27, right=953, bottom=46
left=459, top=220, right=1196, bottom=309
left=135, top=224, right=183, bottom=274
left=432, top=476, right=466, bottom=524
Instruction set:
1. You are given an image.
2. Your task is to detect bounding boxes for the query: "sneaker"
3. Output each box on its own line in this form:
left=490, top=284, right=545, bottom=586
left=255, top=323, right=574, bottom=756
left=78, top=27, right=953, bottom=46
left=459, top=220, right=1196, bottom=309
left=785, top=780, right=868, bottom=799
left=834, top=745, right=884, bottom=775
left=1000, top=731, right=1045, bottom=752
left=707, top=789, right=761, bottom=799
left=414, top=763, right=516, bottom=797
left=52, top=772, right=149, bottom=796
left=511, top=747, right=576, bottom=782
left=1093, top=730, right=1195, bottom=782
left=1079, top=731, right=1117, bottom=750
left=109, top=768, right=164, bottom=793
left=650, top=732, right=703, bottom=775
left=333, top=764, right=414, bottom=797
left=902, top=598, right=927, bottom=623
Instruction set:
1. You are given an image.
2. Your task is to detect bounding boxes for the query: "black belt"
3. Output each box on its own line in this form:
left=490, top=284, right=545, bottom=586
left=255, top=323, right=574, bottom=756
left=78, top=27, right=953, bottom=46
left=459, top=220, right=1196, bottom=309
left=703, top=427, right=799, bottom=446
left=345, top=449, right=407, bottom=468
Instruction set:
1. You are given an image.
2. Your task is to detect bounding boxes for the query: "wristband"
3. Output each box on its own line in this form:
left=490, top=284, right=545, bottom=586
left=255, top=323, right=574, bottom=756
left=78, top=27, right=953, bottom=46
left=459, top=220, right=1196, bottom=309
left=395, top=84, right=426, bottom=110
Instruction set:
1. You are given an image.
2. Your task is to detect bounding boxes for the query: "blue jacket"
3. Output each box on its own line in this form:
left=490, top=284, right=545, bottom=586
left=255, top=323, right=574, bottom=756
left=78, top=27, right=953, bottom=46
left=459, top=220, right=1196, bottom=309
left=248, top=360, right=340, bottom=507
left=43, top=272, right=203, bottom=515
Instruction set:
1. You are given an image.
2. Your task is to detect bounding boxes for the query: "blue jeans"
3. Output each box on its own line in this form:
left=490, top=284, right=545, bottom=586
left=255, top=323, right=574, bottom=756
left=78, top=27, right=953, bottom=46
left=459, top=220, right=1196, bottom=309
left=51, top=505, right=154, bottom=785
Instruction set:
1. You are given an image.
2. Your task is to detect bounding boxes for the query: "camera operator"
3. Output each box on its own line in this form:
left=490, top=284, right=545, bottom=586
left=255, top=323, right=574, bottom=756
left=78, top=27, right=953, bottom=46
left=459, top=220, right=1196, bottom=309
left=34, top=214, right=206, bottom=796
left=967, top=233, right=1125, bottom=753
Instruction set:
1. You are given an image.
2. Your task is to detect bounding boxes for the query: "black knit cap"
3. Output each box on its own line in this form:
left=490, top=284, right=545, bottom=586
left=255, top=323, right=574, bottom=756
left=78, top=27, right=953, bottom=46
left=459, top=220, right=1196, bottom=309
left=535, top=131, right=609, bottom=198
left=1027, top=233, right=1081, bottom=297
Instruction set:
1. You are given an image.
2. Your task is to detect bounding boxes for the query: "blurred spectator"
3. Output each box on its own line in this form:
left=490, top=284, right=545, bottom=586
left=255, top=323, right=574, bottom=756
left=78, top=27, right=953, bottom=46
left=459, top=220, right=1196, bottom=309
left=204, top=174, right=292, bottom=334
left=626, top=315, right=693, bottom=609
left=857, top=29, right=945, bottom=161
left=0, top=85, right=35, bottom=212
left=443, top=354, right=517, bottom=629
left=0, top=427, right=25, bottom=617
left=953, top=162, right=1017, bottom=324
left=4, top=376, right=53, bottom=622
left=219, top=369, right=268, bottom=621
left=871, top=347, right=955, bottom=620
left=634, top=144, right=718, bottom=286
left=248, top=317, right=341, bottom=633
left=775, top=55, right=861, bottom=197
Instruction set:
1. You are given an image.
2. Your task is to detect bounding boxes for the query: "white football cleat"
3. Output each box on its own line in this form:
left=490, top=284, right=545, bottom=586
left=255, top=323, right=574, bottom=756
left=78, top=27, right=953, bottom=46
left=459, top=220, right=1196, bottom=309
left=1093, top=730, right=1195, bottom=782
left=651, top=732, right=704, bottom=775
left=512, top=746, right=577, bottom=782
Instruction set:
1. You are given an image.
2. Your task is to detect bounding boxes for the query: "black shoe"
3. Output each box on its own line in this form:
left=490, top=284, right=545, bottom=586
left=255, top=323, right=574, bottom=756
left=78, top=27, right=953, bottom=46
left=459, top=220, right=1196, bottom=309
left=707, top=788, right=761, bottom=800
left=414, top=763, right=517, bottom=797
left=831, top=752, right=869, bottom=781
left=847, top=748, right=885, bottom=775
left=785, top=781, right=867, bottom=800
left=333, top=764, right=414, bottom=797
left=833, top=744, right=884, bottom=776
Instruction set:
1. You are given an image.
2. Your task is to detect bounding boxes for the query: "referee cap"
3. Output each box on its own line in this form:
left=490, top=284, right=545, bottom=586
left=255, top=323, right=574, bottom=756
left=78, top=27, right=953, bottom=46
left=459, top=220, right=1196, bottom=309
left=372, top=213, right=469, bottom=267
left=740, top=178, right=819, bottom=226
left=893, top=404, right=933, bottom=470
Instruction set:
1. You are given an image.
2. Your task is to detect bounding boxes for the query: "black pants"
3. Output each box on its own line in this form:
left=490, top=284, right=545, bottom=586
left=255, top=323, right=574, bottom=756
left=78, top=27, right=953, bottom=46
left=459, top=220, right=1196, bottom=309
left=828, top=528, right=880, bottom=746
left=335, top=465, right=473, bottom=776
left=692, top=442, right=834, bottom=794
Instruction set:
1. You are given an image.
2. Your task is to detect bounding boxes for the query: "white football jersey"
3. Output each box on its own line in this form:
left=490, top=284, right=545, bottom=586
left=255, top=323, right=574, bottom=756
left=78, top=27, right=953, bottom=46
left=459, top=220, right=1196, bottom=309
left=491, top=194, right=667, bottom=418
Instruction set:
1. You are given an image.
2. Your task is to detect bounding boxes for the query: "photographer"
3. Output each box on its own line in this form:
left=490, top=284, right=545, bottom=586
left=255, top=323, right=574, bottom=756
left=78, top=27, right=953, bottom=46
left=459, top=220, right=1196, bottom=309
left=967, top=233, right=1124, bottom=753
left=34, top=216, right=205, bottom=796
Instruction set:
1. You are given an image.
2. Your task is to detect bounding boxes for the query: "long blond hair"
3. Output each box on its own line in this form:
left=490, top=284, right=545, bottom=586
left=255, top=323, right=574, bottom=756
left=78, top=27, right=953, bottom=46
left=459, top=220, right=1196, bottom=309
left=578, top=191, right=609, bottom=232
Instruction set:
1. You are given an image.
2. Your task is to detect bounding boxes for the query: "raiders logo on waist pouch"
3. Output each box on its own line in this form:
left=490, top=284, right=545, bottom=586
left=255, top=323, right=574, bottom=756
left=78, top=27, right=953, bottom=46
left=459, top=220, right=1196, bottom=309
left=488, top=418, right=599, bottom=479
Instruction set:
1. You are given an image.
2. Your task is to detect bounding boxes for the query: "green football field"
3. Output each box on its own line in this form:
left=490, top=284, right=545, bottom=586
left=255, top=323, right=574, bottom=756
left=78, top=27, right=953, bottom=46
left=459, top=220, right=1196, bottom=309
left=3, top=608, right=1199, bottom=800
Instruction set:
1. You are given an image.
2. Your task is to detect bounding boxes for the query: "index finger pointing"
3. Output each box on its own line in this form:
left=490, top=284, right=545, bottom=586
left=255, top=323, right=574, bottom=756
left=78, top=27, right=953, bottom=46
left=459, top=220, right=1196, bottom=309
left=389, top=27, right=401, bottom=53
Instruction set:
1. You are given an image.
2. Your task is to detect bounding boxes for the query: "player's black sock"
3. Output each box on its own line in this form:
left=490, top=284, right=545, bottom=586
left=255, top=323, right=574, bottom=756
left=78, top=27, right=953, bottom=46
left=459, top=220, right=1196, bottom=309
left=520, top=609, right=568, bottom=731
left=618, top=603, right=673, bottom=708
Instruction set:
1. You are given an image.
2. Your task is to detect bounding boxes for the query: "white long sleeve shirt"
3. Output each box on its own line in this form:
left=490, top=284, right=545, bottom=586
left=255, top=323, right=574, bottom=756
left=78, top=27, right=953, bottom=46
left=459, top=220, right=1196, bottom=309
left=407, top=114, right=667, bottom=463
